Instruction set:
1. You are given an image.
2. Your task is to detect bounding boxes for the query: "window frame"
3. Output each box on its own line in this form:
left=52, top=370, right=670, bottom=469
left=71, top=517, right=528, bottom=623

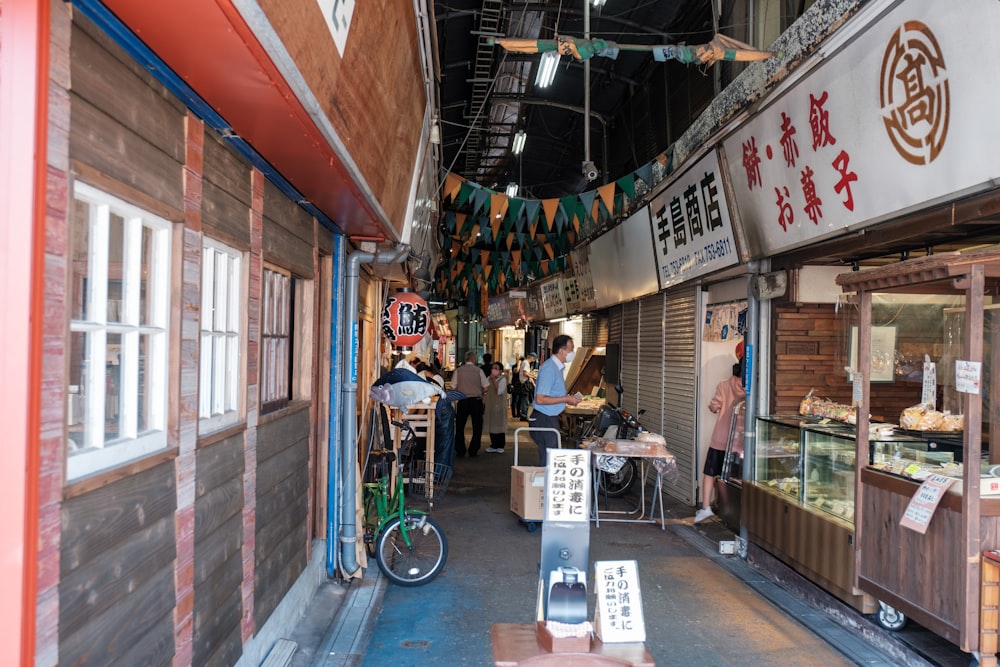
left=260, top=265, right=292, bottom=412
left=67, top=182, right=172, bottom=481
left=199, top=237, right=246, bottom=433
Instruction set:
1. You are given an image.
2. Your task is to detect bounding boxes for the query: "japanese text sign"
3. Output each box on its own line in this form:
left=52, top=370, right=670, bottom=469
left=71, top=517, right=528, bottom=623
left=540, top=278, right=567, bottom=321
left=955, top=360, right=981, bottom=395
left=900, top=474, right=956, bottom=534
left=721, top=0, right=1000, bottom=256
left=594, top=560, right=646, bottom=643
left=647, top=150, right=739, bottom=289
left=544, top=449, right=591, bottom=523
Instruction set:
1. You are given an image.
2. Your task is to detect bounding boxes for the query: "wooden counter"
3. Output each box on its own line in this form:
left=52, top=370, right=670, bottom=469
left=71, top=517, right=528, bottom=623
left=491, top=624, right=654, bottom=666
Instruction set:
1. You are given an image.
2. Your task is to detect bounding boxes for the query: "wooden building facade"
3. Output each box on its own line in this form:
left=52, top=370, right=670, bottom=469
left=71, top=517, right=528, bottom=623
left=2, top=0, right=435, bottom=665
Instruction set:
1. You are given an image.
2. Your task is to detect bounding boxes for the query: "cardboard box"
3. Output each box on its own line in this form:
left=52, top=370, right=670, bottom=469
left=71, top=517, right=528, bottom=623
left=511, top=466, right=546, bottom=521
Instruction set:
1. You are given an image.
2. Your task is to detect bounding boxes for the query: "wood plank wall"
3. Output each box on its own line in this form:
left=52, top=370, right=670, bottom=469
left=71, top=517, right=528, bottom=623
left=193, top=432, right=246, bottom=667
left=772, top=302, right=944, bottom=423
left=59, top=462, right=178, bottom=667
left=254, top=408, right=311, bottom=627
left=56, top=12, right=323, bottom=666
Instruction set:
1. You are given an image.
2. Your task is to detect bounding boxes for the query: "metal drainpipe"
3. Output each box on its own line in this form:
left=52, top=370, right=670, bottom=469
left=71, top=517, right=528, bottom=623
left=740, top=261, right=760, bottom=559
left=337, top=243, right=410, bottom=577
left=326, top=233, right=346, bottom=577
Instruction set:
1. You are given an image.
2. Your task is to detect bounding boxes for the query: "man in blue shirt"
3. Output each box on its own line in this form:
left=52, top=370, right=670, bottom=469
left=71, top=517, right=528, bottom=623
left=530, top=334, right=582, bottom=465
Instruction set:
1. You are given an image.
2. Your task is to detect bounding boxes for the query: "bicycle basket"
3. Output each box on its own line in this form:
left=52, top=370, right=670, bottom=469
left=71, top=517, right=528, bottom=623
left=405, top=458, right=453, bottom=502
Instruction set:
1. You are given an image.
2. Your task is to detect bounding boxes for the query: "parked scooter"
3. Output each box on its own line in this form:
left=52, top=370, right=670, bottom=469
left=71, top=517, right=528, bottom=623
left=580, top=384, right=645, bottom=496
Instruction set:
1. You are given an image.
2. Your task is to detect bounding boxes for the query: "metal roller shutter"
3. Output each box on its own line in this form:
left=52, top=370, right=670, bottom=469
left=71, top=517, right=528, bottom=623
left=661, top=287, right=698, bottom=504
left=619, top=301, right=641, bottom=414
left=636, top=293, right=665, bottom=435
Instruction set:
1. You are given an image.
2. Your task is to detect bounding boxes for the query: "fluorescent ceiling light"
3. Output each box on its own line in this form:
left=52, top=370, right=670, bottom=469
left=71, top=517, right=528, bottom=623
left=535, top=51, right=559, bottom=88
left=511, top=130, right=526, bottom=155
left=506, top=182, right=519, bottom=197
left=592, top=0, right=607, bottom=6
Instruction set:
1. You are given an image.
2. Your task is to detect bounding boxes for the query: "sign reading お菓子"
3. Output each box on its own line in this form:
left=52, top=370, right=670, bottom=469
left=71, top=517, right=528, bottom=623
left=647, top=149, right=740, bottom=290
left=721, top=0, right=1000, bottom=257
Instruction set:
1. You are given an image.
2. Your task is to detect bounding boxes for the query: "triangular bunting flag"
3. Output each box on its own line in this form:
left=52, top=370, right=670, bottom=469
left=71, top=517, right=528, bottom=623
left=524, top=200, right=541, bottom=232
left=578, top=191, right=597, bottom=218
left=445, top=172, right=464, bottom=202
left=456, top=181, right=475, bottom=208
left=508, top=197, right=524, bottom=226
left=542, top=199, right=560, bottom=232
left=615, top=173, right=635, bottom=200
left=560, top=196, right=578, bottom=232
left=635, top=162, right=654, bottom=187
left=490, top=193, right=509, bottom=237
left=456, top=213, right=468, bottom=235
left=597, top=182, right=616, bottom=217
left=472, top=188, right=490, bottom=215
left=512, top=249, right=522, bottom=268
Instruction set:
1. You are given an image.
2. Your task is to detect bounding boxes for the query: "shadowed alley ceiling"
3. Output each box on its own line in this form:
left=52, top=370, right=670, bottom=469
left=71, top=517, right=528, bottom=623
left=435, top=0, right=712, bottom=200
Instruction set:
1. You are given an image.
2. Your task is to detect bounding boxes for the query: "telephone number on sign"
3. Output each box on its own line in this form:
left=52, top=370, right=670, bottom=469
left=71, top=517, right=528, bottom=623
left=664, top=237, right=734, bottom=276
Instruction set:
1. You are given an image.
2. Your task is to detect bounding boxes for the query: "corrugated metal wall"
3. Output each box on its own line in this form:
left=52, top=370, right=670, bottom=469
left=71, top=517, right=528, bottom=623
left=662, top=288, right=698, bottom=504
left=606, top=288, right=698, bottom=505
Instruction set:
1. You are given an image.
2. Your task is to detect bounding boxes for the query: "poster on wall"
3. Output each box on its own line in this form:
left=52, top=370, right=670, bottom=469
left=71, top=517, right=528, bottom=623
left=721, top=0, right=1000, bottom=257
left=648, top=150, right=740, bottom=290
left=570, top=245, right=597, bottom=312
left=540, top=278, right=567, bottom=320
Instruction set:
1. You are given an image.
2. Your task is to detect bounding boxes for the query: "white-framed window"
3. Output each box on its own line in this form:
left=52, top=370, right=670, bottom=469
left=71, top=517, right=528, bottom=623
left=199, top=238, right=244, bottom=432
left=67, top=182, right=172, bottom=481
left=261, top=266, right=291, bottom=412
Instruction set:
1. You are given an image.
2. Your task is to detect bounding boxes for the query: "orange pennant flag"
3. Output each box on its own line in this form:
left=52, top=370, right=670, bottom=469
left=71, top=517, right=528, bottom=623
left=489, top=193, right=509, bottom=238
left=544, top=243, right=555, bottom=260
left=445, top=172, right=464, bottom=202
left=512, top=249, right=522, bottom=268
left=591, top=199, right=600, bottom=224
left=598, top=182, right=616, bottom=217
left=506, top=232, right=515, bottom=249
left=456, top=212, right=467, bottom=232
left=542, top=198, right=560, bottom=232
left=483, top=263, right=493, bottom=279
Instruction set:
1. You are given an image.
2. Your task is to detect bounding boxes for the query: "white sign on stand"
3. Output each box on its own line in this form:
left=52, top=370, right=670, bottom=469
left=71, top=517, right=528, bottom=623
left=594, top=560, right=646, bottom=643
left=900, top=474, right=957, bottom=534
left=544, top=449, right=591, bottom=523
left=922, top=356, right=937, bottom=408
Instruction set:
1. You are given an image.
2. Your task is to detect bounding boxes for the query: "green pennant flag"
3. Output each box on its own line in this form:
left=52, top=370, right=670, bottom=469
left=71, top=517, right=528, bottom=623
left=472, top=188, right=490, bottom=215
left=559, top=196, right=578, bottom=232
left=508, top=197, right=524, bottom=228
left=615, top=173, right=636, bottom=200
left=456, top=181, right=476, bottom=208
left=635, top=162, right=654, bottom=188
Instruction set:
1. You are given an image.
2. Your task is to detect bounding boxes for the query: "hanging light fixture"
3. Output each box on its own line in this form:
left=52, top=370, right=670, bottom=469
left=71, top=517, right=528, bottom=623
left=506, top=183, right=519, bottom=197
left=511, top=130, right=527, bottom=155
left=535, top=50, right=559, bottom=88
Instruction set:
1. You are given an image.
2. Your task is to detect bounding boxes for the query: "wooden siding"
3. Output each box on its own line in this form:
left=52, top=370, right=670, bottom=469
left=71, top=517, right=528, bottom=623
left=59, top=462, right=177, bottom=666
left=193, top=432, right=246, bottom=667
left=254, top=408, right=311, bottom=629
left=69, top=16, right=185, bottom=210
left=202, top=134, right=252, bottom=249
left=255, top=0, right=424, bottom=234
left=263, top=179, right=315, bottom=278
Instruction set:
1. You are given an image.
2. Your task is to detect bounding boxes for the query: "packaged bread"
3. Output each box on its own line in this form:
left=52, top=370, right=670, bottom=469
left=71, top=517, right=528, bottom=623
left=900, top=403, right=962, bottom=431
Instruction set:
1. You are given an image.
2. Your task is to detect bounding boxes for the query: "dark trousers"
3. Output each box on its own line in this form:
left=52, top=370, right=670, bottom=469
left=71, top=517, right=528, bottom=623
left=455, top=396, right=484, bottom=456
left=488, top=431, right=506, bottom=451
left=529, top=411, right=561, bottom=466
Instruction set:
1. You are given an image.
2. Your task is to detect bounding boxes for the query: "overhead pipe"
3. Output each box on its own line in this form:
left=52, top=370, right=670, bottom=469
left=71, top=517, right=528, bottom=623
left=338, top=242, right=410, bottom=577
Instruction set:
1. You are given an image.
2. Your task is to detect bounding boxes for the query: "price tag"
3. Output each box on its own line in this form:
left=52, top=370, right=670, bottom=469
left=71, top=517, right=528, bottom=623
left=900, top=474, right=956, bottom=534
left=956, top=360, right=982, bottom=395
left=921, top=357, right=937, bottom=408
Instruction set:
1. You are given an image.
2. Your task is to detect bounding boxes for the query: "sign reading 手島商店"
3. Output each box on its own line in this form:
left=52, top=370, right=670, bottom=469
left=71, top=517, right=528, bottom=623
left=721, top=0, right=1000, bottom=257
left=646, top=149, right=740, bottom=290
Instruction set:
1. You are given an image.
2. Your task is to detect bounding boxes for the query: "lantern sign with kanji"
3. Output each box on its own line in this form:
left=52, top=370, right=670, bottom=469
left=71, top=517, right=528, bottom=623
left=381, top=290, right=429, bottom=349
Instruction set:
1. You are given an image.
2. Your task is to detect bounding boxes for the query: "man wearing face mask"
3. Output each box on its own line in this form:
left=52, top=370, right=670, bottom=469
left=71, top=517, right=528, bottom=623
left=529, top=334, right=582, bottom=466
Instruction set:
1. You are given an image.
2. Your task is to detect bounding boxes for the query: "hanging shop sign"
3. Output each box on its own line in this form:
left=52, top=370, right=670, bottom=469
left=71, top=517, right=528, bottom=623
left=647, top=149, right=740, bottom=290
left=566, top=244, right=598, bottom=313
left=540, top=278, right=568, bottom=321
left=721, top=0, right=1000, bottom=257
left=590, top=206, right=660, bottom=309
left=381, top=290, right=429, bottom=349
left=510, top=283, right=545, bottom=324
left=485, top=293, right=513, bottom=329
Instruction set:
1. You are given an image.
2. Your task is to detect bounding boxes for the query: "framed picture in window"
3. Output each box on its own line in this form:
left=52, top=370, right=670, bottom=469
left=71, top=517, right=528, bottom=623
left=848, top=325, right=897, bottom=383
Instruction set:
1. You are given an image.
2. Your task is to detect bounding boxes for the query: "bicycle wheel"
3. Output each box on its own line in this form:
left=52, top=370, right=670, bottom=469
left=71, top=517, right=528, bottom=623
left=374, top=512, right=448, bottom=586
left=597, top=459, right=638, bottom=497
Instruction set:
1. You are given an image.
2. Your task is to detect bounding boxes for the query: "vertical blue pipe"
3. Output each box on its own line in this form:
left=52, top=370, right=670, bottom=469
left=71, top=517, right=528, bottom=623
left=327, top=233, right=346, bottom=577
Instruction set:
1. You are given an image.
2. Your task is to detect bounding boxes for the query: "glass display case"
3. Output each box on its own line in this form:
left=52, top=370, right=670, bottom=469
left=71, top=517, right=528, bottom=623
left=802, top=424, right=857, bottom=522
left=754, top=416, right=805, bottom=499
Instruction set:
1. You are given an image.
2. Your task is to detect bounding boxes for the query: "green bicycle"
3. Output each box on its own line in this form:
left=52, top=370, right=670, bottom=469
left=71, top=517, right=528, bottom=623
left=362, top=419, right=448, bottom=586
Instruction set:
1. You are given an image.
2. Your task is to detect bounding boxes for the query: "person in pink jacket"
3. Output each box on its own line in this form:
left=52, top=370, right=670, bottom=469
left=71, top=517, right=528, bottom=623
left=695, top=355, right=745, bottom=524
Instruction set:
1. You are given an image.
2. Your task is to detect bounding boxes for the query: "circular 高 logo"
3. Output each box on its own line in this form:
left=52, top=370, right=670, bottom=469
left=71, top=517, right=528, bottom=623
left=879, top=20, right=950, bottom=165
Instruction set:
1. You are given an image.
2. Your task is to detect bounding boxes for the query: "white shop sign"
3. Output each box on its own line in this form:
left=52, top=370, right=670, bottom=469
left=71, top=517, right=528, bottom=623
left=540, top=278, right=567, bottom=320
left=544, top=449, right=591, bottom=523
left=648, top=150, right=740, bottom=289
left=721, top=0, right=1000, bottom=256
left=594, top=560, right=646, bottom=643
left=317, top=0, right=356, bottom=55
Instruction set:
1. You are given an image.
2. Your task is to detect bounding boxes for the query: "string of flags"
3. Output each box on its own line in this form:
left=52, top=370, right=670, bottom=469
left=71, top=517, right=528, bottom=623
left=436, top=148, right=677, bottom=302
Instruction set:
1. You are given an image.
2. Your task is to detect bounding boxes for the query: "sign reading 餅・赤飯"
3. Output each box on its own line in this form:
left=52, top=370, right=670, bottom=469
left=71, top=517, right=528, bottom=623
left=647, top=149, right=740, bottom=290
left=721, top=0, right=1000, bottom=257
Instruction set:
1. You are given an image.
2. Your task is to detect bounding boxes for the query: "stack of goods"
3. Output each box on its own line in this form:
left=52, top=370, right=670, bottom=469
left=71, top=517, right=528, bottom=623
left=799, top=390, right=856, bottom=424
left=899, top=403, right=963, bottom=431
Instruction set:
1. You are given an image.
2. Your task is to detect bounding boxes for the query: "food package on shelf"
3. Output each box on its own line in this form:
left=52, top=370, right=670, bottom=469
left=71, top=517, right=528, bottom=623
left=899, top=403, right=962, bottom=431
left=798, top=389, right=856, bottom=423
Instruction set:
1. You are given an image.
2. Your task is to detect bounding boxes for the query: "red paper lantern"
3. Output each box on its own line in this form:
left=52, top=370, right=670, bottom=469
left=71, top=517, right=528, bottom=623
left=381, top=290, right=429, bottom=349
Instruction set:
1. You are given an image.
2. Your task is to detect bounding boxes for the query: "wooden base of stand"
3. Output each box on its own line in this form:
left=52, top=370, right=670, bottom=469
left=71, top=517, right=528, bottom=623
left=491, top=623, right=654, bottom=666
